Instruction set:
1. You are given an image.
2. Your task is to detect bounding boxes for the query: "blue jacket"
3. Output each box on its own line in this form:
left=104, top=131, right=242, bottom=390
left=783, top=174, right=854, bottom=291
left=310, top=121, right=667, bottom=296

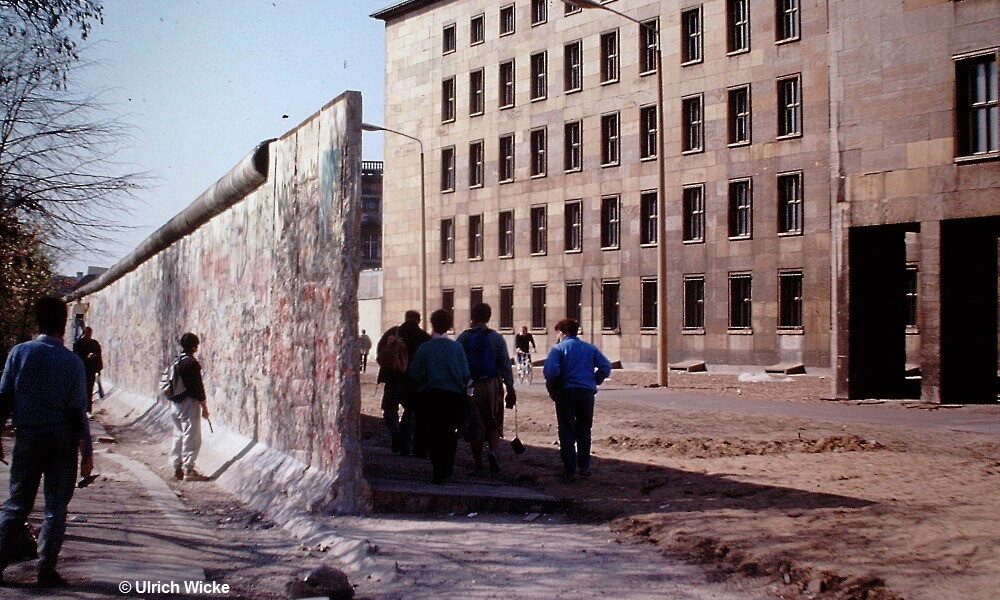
left=543, top=336, right=612, bottom=393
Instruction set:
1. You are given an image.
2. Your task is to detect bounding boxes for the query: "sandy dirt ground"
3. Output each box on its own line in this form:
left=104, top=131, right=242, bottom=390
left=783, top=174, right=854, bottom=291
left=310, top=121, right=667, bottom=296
left=361, top=375, right=1000, bottom=600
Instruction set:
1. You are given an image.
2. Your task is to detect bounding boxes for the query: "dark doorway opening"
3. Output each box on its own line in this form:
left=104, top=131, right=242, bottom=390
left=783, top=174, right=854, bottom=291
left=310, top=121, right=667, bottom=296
left=848, top=224, right=920, bottom=399
left=941, top=216, right=1000, bottom=404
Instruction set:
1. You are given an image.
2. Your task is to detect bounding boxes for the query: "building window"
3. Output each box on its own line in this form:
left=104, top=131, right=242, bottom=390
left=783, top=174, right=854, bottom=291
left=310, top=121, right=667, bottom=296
left=441, top=77, right=456, bottom=123
left=776, top=0, right=800, bottom=43
left=470, top=287, right=484, bottom=312
left=500, top=4, right=515, bottom=36
left=468, top=214, right=484, bottom=260
left=682, top=184, right=705, bottom=243
left=956, top=53, right=999, bottom=157
left=640, top=190, right=657, bottom=246
left=641, top=278, right=658, bottom=330
left=566, top=282, right=582, bottom=323
left=905, top=265, right=918, bottom=329
left=469, top=140, right=484, bottom=187
left=499, top=210, right=515, bottom=258
left=601, top=112, right=620, bottom=166
left=601, top=280, right=620, bottom=332
left=443, top=23, right=456, bottom=55
left=639, top=19, right=659, bottom=74
left=499, top=286, right=514, bottom=330
left=499, top=133, right=515, bottom=182
left=499, top=59, right=516, bottom=108
left=681, top=6, right=703, bottom=65
left=565, top=200, right=583, bottom=252
left=684, top=276, right=705, bottom=330
left=564, top=40, right=583, bottom=92
left=530, top=205, right=547, bottom=255
left=728, top=178, right=752, bottom=239
left=778, top=271, right=803, bottom=330
left=531, top=0, right=547, bottom=25
left=600, top=196, right=620, bottom=250
left=530, top=128, right=547, bottom=177
left=729, top=273, right=753, bottom=330
left=442, top=288, right=455, bottom=315
left=778, top=74, right=802, bottom=137
left=600, top=30, right=619, bottom=84
left=640, top=105, right=658, bottom=159
left=440, top=146, right=455, bottom=192
left=564, top=120, right=582, bottom=171
left=777, top=172, right=803, bottom=234
left=440, top=218, right=455, bottom=263
left=728, top=84, right=751, bottom=145
left=469, top=69, right=485, bottom=116
left=726, top=0, right=749, bottom=54
left=565, top=2, right=581, bottom=15
left=470, top=14, right=485, bottom=45
left=531, top=284, right=547, bottom=330
left=530, top=51, right=547, bottom=100
left=682, top=94, right=704, bottom=153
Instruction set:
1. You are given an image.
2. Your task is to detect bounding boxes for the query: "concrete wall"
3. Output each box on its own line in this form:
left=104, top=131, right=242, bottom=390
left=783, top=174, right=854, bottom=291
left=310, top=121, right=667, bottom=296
left=78, top=92, right=367, bottom=514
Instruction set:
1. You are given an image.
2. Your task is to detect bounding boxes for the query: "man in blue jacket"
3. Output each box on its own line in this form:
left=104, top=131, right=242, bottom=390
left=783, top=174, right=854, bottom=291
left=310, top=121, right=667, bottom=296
left=543, top=318, right=612, bottom=480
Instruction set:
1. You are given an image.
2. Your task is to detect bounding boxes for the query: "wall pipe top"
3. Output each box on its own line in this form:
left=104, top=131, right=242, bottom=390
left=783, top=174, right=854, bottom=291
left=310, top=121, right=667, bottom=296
left=65, top=140, right=275, bottom=302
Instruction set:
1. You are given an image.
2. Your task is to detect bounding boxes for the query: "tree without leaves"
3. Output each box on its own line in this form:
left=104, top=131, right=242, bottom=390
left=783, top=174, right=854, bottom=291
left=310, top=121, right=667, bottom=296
left=1, top=0, right=141, bottom=255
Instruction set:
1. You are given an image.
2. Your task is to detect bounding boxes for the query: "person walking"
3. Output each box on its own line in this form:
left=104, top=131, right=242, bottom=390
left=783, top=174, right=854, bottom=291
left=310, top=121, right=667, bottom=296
left=457, top=303, right=516, bottom=475
left=72, top=327, right=102, bottom=415
left=376, top=311, right=430, bottom=456
left=407, top=310, right=470, bottom=484
left=358, top=330, right=372, bottom=373
left=167, top=333, right=210, bottom=482
left=543, top=318, right=612, bottom=480
left=0, top=296, right=94, bottom=588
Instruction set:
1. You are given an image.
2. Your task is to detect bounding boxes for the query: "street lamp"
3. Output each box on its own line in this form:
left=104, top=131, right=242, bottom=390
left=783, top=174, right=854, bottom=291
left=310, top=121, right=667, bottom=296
left=361, top=123, right=428, bottom=330
left=562, top=0, right=669, bottom=386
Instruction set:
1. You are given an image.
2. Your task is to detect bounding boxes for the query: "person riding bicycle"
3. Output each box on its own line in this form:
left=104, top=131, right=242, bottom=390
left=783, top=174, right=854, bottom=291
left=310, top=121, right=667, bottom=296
left=514, top=326, right=536, bottom=368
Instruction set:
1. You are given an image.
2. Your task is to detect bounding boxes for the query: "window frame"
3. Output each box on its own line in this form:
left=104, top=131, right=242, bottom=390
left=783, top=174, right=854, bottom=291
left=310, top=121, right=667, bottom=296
left=777, top=171, right=804, bottom=235
left=470, top=14, right=485, bottom=46
left=640, top=277, right=658, bottom=331
left=442, top=23, right=457, bottom=55
left=499, top=285, right=515, bottom=331
left=531, top=0, right=548, bottom=26
left=440, top=218, right=456, bottom=263
left=682, top=183, right=706, bottom=243
left=564, top=40, right=583, bottom=93
left=639, top=19, right=659, bottom=75
left=777, top=270, right=804, bottom=332
left=440, top=146, right=455, bottom=193
left=500, top=3, right=516, bottom=37
left=442, top=288, right=455, bottom=317
left=565, top=281, right=583, bottom=324
left=530, top=127, right=547, bottom=178
left=499, top=133, right=516, bottom=183
left=727, top=0, right=750, bottom=55
left=498, top=209, right=515, bottom=259
left=564, top=120, right=583, bottom=172
left=531, top=284, right=547, bottom=331
left=601, top=111, right=621, bottom=167
left=600, top=29, right=620, bottom=85
left=564, top=199, right=583, bottom=253
left=727, top=84, right=752, bottom=146
left=468, top=214, right=484, bottom=261
left=601, top=279, right=621, bottom=333
left=728, top=178, right=753, bottom=240
left=530, top=51, right=548, bottom=101
left=680, top=5, right=704, bottom=66
left=955, top=49, right=999, bottom=160
left=777, top=74, right=803, bottom=139
left=683, top=275, right=706, bottom=332
left=530, top=204, right=548, bottom=256
left=469, top=139, right=485, bottom=188
left=640, top=104, right=658, bottom=160
left=681, top=94, right=704, bottom=154
left=728, top=272, right=753, bottom=332
left=640, top=190, right=658, bottom=246
left=469, top=68, right=485, bottom=116
left=441, top=76, right=456, bottom=124
left=499, top=59, right=516, bottom=109
left=600, top=195, right=621, bottom=250
left=905, top=264, right=919, bottom=333
left=775, top=0, right=801, bottom=44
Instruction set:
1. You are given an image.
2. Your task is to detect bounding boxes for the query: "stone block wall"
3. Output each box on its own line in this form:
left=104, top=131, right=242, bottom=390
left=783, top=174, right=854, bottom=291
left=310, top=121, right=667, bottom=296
left=77, top=92, right=367, bottom=513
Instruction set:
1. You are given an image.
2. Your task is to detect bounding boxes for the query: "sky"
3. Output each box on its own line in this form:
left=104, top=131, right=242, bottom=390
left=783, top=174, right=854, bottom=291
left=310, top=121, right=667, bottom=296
left=66, top=0, right=389, bottom=274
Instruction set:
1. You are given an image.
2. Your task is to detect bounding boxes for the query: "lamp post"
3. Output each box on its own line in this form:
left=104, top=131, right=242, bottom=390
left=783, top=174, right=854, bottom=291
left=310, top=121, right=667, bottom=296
left=562, top=0, right=668, bottom=386
left=361, top=123, right=428, bottom=330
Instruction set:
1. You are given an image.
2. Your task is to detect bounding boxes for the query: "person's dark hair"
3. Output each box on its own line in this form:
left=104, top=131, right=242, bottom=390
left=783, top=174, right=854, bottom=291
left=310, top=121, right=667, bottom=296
left=470, top=302, right=492, bottom=324
left=404, top=310, right=421, bottom=323
left=558, top=318, right=580, bottom=337
left=35, top=296, right=68, bottom=336
left=84, top=326, right=93, bottom=336
left=179, top=332, right=200, bottom=353
left=430, top=309, right=453, bottom=334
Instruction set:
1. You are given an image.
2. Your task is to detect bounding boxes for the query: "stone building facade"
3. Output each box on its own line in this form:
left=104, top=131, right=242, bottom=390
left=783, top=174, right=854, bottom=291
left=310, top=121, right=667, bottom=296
left=361, top=160, right=384, bottom=270
left=374, top=0, right=998, bottom=401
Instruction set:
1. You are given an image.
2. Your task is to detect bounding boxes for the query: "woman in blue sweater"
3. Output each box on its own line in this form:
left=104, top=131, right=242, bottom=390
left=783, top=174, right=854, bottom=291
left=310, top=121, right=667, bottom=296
left=408, top=309, right=471, bottom=484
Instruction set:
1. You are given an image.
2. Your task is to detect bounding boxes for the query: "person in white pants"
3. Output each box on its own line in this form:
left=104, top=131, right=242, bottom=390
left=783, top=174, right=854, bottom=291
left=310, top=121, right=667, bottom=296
left=169, top=333, right=209, bottom=481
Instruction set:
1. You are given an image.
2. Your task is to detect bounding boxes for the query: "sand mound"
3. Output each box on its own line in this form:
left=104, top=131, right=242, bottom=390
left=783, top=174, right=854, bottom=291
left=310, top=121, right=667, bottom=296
left=600, top=434, right=887, bottom=458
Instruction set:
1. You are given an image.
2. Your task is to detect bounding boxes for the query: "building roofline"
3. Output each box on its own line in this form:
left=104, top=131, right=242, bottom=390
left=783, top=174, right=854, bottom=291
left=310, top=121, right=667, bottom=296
left=371, top=0, right=447, bottom=21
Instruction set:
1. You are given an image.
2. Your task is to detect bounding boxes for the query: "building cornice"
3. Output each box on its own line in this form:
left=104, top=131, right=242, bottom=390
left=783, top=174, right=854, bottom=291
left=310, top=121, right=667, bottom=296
left=371, top=0, right=452, bottom=22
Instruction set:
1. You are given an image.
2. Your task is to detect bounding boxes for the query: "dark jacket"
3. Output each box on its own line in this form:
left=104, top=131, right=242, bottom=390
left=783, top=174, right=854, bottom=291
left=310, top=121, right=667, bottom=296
left=376, top=322, right=431, bottom=384
left=73, top=338, right=103, bottom=374
left=175, top=353, right=206, bottom=402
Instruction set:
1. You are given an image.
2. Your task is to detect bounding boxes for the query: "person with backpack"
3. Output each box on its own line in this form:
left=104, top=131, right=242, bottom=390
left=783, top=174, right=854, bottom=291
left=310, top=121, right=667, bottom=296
left=0, top=296, right=94, bottom=588
left=164, top=333, right=209, bottom=482
left=407, top=309, right=470, bottom=484
left=376, top=311, right=430, bottom=456
left=457, top=303, right=515, bottom=475
left=543, top=318, right=612, bottom=481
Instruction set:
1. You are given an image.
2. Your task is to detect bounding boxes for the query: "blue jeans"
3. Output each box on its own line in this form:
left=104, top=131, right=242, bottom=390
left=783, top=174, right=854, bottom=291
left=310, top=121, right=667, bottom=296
left=0, top=427, right=79, bottom=572
left=554, top=388, right=595, bottom=475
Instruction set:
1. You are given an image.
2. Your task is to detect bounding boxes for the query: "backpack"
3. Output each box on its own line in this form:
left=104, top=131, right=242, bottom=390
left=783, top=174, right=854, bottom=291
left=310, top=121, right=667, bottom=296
left=462, top=327, right=499, bottom=380
left=377, top=334, right=409, bottom=375
left=159, top=355, right=187, bottom=400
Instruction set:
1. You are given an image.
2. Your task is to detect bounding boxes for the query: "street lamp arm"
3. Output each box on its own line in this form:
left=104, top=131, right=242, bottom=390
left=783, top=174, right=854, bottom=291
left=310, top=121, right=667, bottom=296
left=361, top=123, right=424, bottom=153
left=562, top=0, right=644, bottom=25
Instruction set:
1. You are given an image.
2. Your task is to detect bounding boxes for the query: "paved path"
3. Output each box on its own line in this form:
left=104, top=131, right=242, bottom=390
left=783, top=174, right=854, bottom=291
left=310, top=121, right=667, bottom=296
left=521, top=381, right=1000, bottom=436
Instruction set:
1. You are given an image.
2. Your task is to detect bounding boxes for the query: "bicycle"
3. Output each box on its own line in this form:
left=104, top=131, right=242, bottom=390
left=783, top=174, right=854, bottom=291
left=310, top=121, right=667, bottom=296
left=515, top=351, right=533, bottom=385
